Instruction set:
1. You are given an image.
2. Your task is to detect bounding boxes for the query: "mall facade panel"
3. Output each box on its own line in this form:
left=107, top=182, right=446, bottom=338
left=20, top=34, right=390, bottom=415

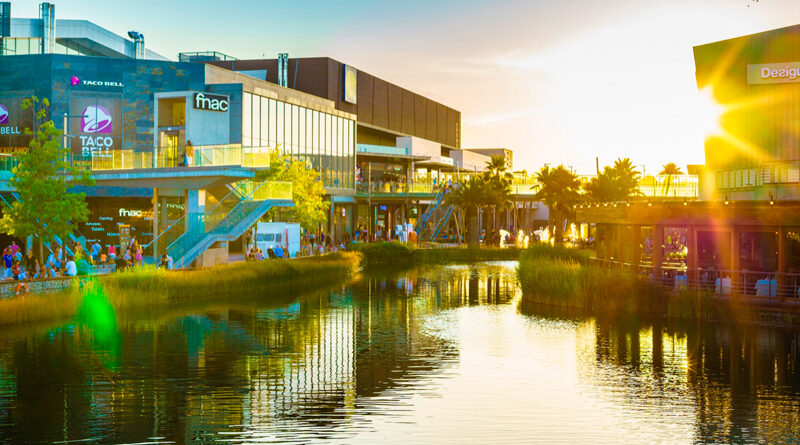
left=694, top=24, right=800, bottom=201
left=0, top=53, right=355, bottom=262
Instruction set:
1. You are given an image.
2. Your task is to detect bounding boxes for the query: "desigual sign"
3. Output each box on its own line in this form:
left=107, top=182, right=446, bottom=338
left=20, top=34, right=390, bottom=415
left=193, top=93, right=229, bottom=112
left=748, top=62, right=800, bottom=84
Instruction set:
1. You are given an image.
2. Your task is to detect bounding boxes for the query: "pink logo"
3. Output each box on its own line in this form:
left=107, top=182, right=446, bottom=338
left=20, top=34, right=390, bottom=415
left=81, top=105, right=113, bottom=133
left=0, top=105, right=7, bottom=124
left=71, top=76, right=81, bottom=86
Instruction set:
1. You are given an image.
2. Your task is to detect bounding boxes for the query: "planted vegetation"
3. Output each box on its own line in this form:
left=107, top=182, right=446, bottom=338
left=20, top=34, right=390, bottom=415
left=346, top=241, right=522, bottom=266
left=0, top=252, right=361, bottom=327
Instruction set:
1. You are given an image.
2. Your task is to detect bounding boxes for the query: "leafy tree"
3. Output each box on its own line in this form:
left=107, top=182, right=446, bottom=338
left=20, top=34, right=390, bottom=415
left=0, top=96, right=94, bottom=259
left=585, top=157, right=641, bottom=202
left=659, top=162, right=683, bottom=197
left=532, top=165, right=581, bottom=243
left=262, top=149, right=327, bottom=232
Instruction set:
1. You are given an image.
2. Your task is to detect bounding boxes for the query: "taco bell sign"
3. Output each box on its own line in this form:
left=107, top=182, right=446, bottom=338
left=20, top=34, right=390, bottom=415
left=0, top=104, right=20, bottom=135
left=78, top=105, right=114, bottom=157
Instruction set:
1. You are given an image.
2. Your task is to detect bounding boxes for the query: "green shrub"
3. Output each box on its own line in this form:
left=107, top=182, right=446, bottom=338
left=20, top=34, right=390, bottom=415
left=520, top=243, right=590, bottom=265
left=347, top=242, right=415, bottom=265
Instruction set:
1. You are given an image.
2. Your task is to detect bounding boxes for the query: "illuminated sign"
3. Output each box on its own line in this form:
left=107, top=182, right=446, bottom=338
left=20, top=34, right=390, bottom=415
left=343, top=65, right=357, bottom=104
left=118, top=208, right=143, bottom=217
left=71, top=76, right=124, bottom=88
left=70, top=95, right=122, bottom=159
left=193, top=93, right=229, bottom=112
left=748, top=62, right=800, bottom=84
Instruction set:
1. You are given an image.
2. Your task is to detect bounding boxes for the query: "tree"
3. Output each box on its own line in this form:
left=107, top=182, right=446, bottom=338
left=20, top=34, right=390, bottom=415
left=444, top=176, right=493, bottom=245
left=482, top=155, right=513, bottom=231
left=262, top=149, right=327, bottom=232
left=659, top=162, right=683, bottom=197
left=584, top=157, right=641, bottom=202
left=532, top=165, right=581, bottom=244
left=0, top=96, right=94, bottom=260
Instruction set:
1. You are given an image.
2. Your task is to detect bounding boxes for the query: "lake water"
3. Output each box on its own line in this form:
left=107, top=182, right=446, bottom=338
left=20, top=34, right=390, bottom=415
left=1, top=261, right=800, bottom=443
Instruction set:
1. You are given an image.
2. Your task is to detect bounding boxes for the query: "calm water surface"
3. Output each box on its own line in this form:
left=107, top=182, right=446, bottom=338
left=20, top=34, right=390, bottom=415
left=1, top=261, right=800, bottom=443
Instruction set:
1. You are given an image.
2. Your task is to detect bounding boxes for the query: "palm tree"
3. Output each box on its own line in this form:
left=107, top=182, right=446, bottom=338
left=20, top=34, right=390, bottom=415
left=483, top=155, right=514, bottom=230
left=584, top=157, right=641, bottom=202
left=532, top=165, right=581, bottom=244
left=445, top=176, right=493, bottom=245
left=659, top=162, right=683, bottom=197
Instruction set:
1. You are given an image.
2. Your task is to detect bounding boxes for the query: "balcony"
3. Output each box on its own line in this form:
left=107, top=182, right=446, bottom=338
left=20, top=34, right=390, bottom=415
left=356, top=144, right=410, bottom=157
left=68, top=144, right=271, bottom=171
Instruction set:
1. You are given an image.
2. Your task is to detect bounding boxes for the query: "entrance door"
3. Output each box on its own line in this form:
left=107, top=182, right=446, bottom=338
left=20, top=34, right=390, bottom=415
left=158, top=131, right=181, bottom=167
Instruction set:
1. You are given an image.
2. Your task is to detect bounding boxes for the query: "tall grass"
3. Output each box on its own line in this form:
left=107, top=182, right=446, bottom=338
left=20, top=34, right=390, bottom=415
left=346, top=241, right=522, bottom=266
left=0, top=252, right=361, bottom=327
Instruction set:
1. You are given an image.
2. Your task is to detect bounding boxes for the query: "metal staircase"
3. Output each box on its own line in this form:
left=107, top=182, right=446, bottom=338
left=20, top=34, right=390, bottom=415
left=414, top=186, right=456, bottom=243
left=146, top=179, right=292, bottom=268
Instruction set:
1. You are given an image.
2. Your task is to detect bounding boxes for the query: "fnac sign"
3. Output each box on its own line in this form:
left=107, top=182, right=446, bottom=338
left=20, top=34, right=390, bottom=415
left=193, top=93, right=229, bottom=112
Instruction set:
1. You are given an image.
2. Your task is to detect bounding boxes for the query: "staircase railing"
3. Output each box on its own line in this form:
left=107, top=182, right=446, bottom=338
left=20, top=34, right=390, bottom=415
left=414, top=186, right=447, bottom=233
left=165, top=179, right=291, bottom=265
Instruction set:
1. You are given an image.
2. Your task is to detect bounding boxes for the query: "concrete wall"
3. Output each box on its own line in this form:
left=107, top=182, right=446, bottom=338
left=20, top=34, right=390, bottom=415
left=450, top=149, right=490, bottom=172
left=185, top=94, right=231, bottom=146
left=396, top=136, right=441, bottom=159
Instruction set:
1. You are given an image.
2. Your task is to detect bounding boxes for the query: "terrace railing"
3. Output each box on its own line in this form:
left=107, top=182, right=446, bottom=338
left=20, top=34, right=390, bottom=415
left=590, top=257, right=800, bottom=303
left=68, top=145, right=273, bottom=171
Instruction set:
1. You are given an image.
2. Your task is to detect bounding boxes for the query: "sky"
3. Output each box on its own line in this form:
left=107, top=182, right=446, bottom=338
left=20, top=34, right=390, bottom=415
left=14, top=0, right=800, bottom=174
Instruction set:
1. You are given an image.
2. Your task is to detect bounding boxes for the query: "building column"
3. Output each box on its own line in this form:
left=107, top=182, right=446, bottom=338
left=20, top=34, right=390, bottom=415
left=617, top=225, right=628, bottom=264
left=778, top=226, right=786, bottom=302
left=631, top=224, right=641, bottom=269
left=185, top=189, right=205, bottom=234
left=731, top=226, right=740, bottom=294
left=329, top=200, right=335, bottom=245
left=687, top=225, right=698, bottom=286
left=653, top=225, right=664, bottom=280
left=152, top=187, right=159, bottom=257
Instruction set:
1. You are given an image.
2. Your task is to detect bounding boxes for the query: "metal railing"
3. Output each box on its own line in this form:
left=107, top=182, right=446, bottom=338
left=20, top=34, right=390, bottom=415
left=591, top=257, right=800, bottom=302
left=68, top=145, right=273, bottom=171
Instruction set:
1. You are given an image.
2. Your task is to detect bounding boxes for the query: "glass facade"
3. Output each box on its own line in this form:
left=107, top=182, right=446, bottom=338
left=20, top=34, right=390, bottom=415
left=242, top=92, right=355, bottom=190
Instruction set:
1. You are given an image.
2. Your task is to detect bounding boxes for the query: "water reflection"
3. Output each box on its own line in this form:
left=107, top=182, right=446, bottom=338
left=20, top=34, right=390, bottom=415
left=2, top=262, right=800, bottom=443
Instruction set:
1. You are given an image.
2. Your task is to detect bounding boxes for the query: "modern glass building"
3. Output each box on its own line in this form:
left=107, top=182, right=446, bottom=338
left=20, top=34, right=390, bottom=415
left=241, top=92, right=355, bottom=190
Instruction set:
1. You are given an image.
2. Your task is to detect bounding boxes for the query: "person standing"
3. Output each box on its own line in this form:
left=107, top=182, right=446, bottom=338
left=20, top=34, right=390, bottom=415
left=25, top=249, right=38, bottom=280
left=2, top=248, right=12, bottom=279
left=185, top=140, right=195, bottom=167
left=91, top=240, right=102, bottom=263
left=108, top=244, right=116, bottom=263
left=9, top=240, right=20, bottom=257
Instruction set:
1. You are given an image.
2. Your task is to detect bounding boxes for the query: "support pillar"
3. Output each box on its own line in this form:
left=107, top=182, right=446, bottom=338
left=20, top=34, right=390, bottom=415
left=617, top=225, right=628, bottom=264
left=653, top=225, right=664, bottom=280
left=778, top=226, right=786, bottom=302
left=152, top=187, right=159, bottom=258
left=731, top=226, right=740, bottom=294
left=329, top=199, right=335, bottom=245
left=185, top=189, right=206, bottom=234
left=687, top=225, right=698, bottom=286
left=631, top=224, right=641, bottom=269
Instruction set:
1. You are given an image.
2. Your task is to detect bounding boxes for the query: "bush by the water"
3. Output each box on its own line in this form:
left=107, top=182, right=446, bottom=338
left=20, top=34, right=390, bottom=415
left=517, top=256, right=668, bottom=315
left=0, top=252, right=361, bottom=327
left=520, top=243, right=590, bottom=265
left=345, top=242, right=415, bottom=265
left=347, top=242, right=521, bottom=266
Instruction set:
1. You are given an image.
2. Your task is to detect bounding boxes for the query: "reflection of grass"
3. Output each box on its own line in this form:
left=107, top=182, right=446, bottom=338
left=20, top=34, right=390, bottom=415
left=0, top=253, right=361, bottom=327
left=346, top=242, right=523, bottom=266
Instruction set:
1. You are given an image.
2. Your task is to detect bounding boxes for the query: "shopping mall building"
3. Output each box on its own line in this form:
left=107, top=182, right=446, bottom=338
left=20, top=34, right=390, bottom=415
left=576, top=23, right=800, bottom=299
left=0, top=2, right=539, bottom=264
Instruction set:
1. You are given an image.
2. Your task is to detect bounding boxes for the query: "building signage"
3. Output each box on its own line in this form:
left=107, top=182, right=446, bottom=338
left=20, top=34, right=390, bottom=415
left=70, top=95, right=123, bottom=158
left=71, top=76, right=124, bottom=88
left=343, top=65, right=357, bottom=104
left=0, top=97, right=34, bottom=153
left=193, top=93, right=229, bottom=112
left=747, top=62, right=800, bottom=84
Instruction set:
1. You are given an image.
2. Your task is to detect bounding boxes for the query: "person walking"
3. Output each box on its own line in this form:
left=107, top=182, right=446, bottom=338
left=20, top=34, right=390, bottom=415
left=133, top=241, right=143, bottom=267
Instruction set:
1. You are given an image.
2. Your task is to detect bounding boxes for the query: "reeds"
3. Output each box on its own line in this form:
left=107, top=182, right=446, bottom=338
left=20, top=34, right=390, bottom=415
left=346, top=241, right=523, bottom=266
left=0, top=252, right=361, bottom=327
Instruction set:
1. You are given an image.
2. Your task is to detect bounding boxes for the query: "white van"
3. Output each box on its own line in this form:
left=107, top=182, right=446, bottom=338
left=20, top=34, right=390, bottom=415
left=256, top=222, right=301, bottom=258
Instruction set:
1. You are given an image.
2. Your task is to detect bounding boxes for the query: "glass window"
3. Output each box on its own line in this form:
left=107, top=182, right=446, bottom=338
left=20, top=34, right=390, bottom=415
left=260, top=96, right=269, bottom=147
left=251, top=95, right=260, bottom=146
left=243, top=93, right=252, bottom=146
left=285, top=104, right=293, bottom=157
left=298, top=107, right=306, bottom=161
left=276, top=102, right=284, bottom=153
left=291, top=104, right=300, bottom=158
left=311, top=110, right=319, bottom=168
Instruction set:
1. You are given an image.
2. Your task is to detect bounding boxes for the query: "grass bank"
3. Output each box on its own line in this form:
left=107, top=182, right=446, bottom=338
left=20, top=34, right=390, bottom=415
left=517, top=245, right=766, bottom=323
left=345, top=241, right=522, bottom=266
left=0, top=252, right=361, bottom=327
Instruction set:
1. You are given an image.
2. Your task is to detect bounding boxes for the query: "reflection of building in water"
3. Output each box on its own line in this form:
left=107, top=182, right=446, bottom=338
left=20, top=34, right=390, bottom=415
left=566, top=315, right=800, bottom=443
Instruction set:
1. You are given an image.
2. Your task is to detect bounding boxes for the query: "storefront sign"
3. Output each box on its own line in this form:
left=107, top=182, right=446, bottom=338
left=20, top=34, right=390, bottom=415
left=71, top=76, right=124, bottom=88
left=193, top=93, right=229, bottom=112
left=118, top=208, right=143, bottom=217
left=0, top=97, right=34, bottom=153
left=343, top=65, right=357, bottom=104
left=748, top=62, right=800, bottom=84
left=70, top=95, right=122, bottom=158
